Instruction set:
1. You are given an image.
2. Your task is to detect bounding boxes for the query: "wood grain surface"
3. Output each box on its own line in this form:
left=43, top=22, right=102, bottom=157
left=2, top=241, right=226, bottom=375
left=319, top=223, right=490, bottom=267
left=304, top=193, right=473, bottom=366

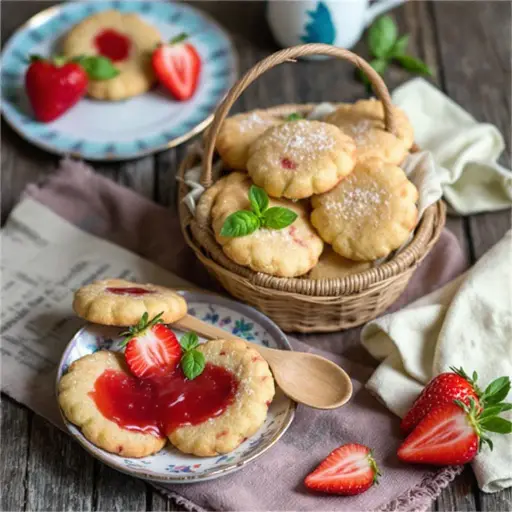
left=1, top=1, right=510, bottom=511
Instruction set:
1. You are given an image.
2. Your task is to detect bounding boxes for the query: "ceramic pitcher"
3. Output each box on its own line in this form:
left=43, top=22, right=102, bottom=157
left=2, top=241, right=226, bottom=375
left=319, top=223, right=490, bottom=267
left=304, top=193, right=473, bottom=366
left=267, top=0, right=405, bottom=53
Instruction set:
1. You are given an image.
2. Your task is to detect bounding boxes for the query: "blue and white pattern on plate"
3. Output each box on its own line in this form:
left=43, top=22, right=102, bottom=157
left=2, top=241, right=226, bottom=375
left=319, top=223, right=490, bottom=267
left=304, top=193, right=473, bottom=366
left=56, top=291, right=295, bottom=483
left=0, top=1, right=237, bottom=161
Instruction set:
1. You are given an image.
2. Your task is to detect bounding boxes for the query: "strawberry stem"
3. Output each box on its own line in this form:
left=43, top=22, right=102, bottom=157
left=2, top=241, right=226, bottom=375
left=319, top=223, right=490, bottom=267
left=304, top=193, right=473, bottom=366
left=119, top=311, right=165, bottom=348
left=170, top=32, right=188, bottom=45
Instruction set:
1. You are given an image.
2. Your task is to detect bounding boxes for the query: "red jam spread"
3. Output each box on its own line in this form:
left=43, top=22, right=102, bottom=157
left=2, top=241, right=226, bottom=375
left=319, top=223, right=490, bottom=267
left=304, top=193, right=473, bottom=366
left=280, top=157, right=297, bottom=170
left=106, top=287, right=153, bottom=296
left=90, top=364, right=239, bottom=437
left=94, top=29, right=131, bottom=62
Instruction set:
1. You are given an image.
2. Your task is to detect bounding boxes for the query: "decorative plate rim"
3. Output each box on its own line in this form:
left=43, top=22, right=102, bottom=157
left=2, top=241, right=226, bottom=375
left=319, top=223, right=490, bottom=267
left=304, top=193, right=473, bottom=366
left=0, top=1, right=239, bottom=161
left=55, top=290, right=296, bottom=483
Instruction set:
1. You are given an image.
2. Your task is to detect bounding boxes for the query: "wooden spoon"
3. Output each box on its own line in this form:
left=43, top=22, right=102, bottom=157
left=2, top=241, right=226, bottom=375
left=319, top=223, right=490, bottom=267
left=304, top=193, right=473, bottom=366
left=175, top=315, right=353, bottom=410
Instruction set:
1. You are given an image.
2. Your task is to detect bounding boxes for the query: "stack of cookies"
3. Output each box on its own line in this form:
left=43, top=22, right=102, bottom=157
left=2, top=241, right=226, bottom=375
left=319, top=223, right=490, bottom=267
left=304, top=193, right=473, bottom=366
left=199, top=99, right=419, bottom=279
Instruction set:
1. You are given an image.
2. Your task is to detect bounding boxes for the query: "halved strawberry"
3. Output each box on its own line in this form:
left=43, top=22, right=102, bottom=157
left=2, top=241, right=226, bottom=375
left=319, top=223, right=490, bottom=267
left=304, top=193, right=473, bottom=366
left=401, top=368, right=511, bottom=435
left=152, top=33, right=201, bottom=101
left=120, top=312, right=181, bottom=379
left=304, top=443, right=380, bottom=496
left=398, top=399, right=512, bottom=465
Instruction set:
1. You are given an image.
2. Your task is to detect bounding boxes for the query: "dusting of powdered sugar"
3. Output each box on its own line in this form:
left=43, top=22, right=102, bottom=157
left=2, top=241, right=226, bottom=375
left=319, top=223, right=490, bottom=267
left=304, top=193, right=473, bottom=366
left=322, top=179, right=390, bottom=225
left=250, top=228, right=295, bottom=243
left=344, top=119, right=374, bottom=144
left=237, top=112, right=275, bottom=133
left=266, top=121, right=337, bottom=165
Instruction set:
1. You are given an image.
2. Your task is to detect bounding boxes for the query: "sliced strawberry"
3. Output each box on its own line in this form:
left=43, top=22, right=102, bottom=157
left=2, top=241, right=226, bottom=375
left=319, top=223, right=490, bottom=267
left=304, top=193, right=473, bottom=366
left=304, top=443, right=380, bottom=496
left=120, top=312, right=181, bottom=379
left=400, top=367, right=481, bottom=435
left=152, top=33, right=201, bottom=101
left=398, top=399, right=512, bottom=465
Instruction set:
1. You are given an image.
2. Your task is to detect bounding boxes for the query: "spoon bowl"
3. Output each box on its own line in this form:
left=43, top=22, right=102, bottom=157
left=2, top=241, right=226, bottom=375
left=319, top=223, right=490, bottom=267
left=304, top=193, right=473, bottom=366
left=175, top=315, right=353, bottom=409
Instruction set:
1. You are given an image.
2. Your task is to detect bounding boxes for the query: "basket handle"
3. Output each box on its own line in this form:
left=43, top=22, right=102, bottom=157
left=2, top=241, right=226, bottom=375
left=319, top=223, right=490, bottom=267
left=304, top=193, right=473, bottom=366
left=201, top=43, right=397, bottom=188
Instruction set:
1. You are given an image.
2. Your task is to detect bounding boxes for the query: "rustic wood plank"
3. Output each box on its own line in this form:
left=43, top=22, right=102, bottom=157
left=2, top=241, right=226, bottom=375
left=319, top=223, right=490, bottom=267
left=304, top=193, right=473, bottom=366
left=94, top=462, right=148, bottom=512
left=1, top=397, right=30, bottom=512
left=479, top=487, right=512, bottom=512
left=435, top=468, right=478, bottom=512
left=26, top=415, right=94, bottom=511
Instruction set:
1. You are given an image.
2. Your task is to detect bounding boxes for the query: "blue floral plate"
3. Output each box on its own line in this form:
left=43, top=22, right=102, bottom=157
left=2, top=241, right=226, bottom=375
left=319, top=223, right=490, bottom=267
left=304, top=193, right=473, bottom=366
left=56, top=291, right=296, bottom=483
left=1, top=1, right=237, bottom=161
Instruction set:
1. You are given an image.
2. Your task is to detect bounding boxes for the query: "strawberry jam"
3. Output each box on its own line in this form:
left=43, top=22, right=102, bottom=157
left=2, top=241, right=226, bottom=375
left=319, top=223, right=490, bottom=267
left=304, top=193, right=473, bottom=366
left=90, top=364, right=238, bottom=437
left=106, top=287, right=153, bottom=296
left=94, top=29, right=131, bottom=62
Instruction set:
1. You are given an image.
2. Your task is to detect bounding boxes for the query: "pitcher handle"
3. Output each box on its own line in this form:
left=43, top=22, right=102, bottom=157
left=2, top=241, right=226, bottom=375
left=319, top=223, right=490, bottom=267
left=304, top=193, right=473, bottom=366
left=364, top=0, right=405, bottom=27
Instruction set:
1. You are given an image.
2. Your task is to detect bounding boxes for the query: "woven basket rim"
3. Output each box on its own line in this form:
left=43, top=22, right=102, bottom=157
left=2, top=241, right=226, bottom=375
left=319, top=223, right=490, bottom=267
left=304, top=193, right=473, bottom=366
left=178, top=104, right=446, bottom=297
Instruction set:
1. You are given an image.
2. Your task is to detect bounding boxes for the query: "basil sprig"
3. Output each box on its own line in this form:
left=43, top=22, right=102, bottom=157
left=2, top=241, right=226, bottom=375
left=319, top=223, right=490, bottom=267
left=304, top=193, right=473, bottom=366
left=358, top=16, right=432, bottom=87
left=220, top=185, right=298, bottom=238
left=179, top=331, right=205, bottom=380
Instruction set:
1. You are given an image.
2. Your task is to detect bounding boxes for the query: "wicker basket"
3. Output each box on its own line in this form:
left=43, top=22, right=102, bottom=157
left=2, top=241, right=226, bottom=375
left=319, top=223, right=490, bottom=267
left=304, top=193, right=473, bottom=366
left=178, top=44, right=446, bottom=333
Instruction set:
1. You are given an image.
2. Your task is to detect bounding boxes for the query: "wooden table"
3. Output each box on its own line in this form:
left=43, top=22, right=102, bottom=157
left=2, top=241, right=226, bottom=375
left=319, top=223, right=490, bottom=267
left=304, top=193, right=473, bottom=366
left=1, top=2, right=510, bottom=510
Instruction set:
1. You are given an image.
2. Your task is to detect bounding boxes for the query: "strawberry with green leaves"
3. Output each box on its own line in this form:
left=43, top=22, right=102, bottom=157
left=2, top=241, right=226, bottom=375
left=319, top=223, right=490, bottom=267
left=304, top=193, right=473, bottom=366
left=25, top=54, right=119, bottom=122
left=305, top=444, right=381, bottom=496
left=401, top=367, right=510, bottom=434
left=398, top=398, right=512, bottom=465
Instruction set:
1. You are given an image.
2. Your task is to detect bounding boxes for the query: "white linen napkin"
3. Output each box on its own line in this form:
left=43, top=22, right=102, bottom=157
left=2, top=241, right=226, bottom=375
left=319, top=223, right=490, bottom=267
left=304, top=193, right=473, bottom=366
left=361, top=231, right=512, bottom=493
left=392, top=78, right=512, bottom=215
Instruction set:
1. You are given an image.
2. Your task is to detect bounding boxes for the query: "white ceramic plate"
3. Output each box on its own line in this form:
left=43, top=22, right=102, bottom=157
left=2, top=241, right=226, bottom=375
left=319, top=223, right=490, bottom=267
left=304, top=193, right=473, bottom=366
left=1, top=1, right=237, bottom=160
left=56, top=291, right=296, bottom=483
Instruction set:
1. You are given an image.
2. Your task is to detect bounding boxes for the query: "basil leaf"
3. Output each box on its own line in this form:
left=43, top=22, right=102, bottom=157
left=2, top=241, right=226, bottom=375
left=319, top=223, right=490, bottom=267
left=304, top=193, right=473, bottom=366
left=390, top=34, right=410, bottom=57
left=181, top=349, right=205, bottom=380
left=249, top=185, right=269, bottom=216
left=80, top=56, right=120, bottom=81
left=368, top=16, right=397, bottom=58
left=480, top=416, right=512, bottom=434
left=286, top=112, right=303, bottom=121
left=262, top=207, right=298, bottom=229
left=220, top=210, right=260, bottom=237
left=180, top=331, right=199, bottom=351
left=394, top=55, right=433, bottom=76
left=357, top=58, right=389, bottom=85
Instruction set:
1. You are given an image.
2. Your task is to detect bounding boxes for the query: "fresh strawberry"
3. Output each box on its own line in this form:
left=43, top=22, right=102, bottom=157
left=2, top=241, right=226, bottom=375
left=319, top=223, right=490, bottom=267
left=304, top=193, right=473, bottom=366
left=304, top=443, right=380, bottom=496
left=120, top=312, right=182, bottom=379
left=398, top=399, right=512, bottom=465
left=401, top=368, right=512, bottom=435
left=152, top=33, right=201, bottom=101
left=25, top=56, right=88, bottom=122
left=401, top=367, right=482, bottom=435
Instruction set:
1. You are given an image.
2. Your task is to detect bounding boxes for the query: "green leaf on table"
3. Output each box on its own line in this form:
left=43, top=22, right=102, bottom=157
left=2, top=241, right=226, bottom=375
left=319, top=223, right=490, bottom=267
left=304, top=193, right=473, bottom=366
left=390, top=34, right=410, bottom=57
left=394, top=55, right=432, bottom=76
left=249, top=185, right=269, bottom=216
left=220, top=210, right=260, bottom=237
left=368, top=15, right=397, bottom=58
left=179, top=331, right=199, bottom=351
left=262, top=207, right=298, bottom=229
left=181, top=349, right=205, bottom=380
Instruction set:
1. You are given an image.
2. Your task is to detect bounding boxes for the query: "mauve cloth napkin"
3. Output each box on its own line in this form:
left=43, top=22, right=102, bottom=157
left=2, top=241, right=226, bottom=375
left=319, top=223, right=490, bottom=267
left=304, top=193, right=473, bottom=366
left=21, top=159, right=469, bottom=511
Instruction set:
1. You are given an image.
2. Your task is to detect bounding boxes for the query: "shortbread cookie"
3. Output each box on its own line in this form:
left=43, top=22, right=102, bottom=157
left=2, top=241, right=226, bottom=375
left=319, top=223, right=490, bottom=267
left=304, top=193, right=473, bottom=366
left=169, top=338, right=275, bottom=456
left=73, top=279, right=187, bottom=326
left=325, top=99, right=414, bottom=165
left=58, top=351, right=166, bottom=457
left=215, top=111, right=283, bottom=170
left=247, top=120, right=356, bottom=199
left=308, top=247, right=372, bottom=279
left=63, top=10, right=161, bottom=100
left=311, top=159, right=419, bottom=261
left=200, top=172, right=324, bottom=277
